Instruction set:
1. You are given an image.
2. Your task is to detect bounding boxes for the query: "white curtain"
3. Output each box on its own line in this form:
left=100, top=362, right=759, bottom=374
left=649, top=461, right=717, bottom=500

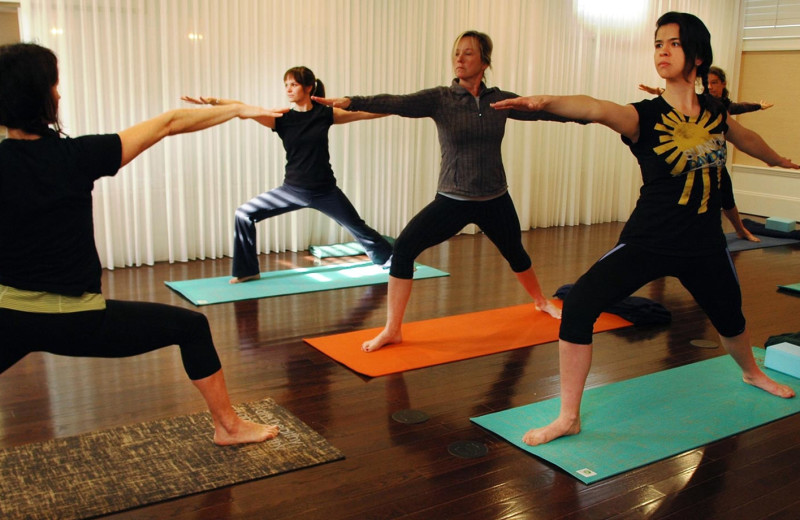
left=19, top=0, right=741, bottom=269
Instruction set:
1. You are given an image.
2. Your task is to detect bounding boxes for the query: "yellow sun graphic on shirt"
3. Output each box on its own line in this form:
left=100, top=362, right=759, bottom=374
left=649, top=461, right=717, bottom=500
left=652, top=109, right=725, bottom=213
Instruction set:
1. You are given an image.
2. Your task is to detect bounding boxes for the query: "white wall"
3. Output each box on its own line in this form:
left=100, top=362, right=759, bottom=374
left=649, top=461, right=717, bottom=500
left=18, top=0, right=762, bottom=267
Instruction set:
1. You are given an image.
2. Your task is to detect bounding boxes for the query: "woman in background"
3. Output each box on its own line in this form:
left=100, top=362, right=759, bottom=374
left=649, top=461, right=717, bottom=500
left=640, top=65, right=773, bottom=114
left=183, top=66, right=392, bottom=284
left=0, top=43, right=285, bottom=445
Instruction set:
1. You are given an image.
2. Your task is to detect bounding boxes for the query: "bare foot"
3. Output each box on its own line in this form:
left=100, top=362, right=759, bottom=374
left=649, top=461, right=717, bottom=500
left=522, top=416, right=581, bottom=446
left=362, top=328, right=402, bottom=352
left=536, top=300, right=562, bottom=319
left=213, top=418, right=280, bottom=446
left=229, top=274, right=261, bottom=284
left=743, top=372, right=795, bottom=398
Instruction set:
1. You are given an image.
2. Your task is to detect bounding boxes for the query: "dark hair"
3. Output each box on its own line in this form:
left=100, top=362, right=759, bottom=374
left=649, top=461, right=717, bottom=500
left=452, top=30, right=493, bottom=69
left=707, top=65, right=730, bottom=100
left=0, top=43, right=61, bottom=136
left=655, top=12, right=712, bottom=90
left=284, top=66, right=325, bottom=100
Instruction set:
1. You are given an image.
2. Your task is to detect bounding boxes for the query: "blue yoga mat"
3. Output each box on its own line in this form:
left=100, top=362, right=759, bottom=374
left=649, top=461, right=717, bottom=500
left=471, top=349, right=800, bottom=484
left=165, top=261, right=448, bottom=306
left=725, top=233, right=800, bottom=252
left=725, top=232, right=799, bottom=252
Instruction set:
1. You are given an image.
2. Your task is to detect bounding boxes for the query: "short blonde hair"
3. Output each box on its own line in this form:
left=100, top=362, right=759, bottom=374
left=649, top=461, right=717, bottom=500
left=452, top=30, right=493, bottom=69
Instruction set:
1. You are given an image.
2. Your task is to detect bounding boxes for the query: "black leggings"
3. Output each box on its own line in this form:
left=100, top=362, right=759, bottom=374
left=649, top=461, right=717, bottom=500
left=390, top=192, right=532, bottom=279
left=559, top=243, right=745, bottom=345
left=0, top=300, right=221, bottom=380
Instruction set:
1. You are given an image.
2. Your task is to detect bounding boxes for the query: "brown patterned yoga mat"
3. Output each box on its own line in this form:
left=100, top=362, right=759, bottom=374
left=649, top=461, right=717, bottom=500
left=0, top=398, right=343, bottom=520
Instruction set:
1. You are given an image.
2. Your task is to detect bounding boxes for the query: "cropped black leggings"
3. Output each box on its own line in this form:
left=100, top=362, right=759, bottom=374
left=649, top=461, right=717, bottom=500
left=559, top=243, right=745, bottom=345
left=390, top=192, right=532, bottom=279
left=0, top=300, right=221, bottom=380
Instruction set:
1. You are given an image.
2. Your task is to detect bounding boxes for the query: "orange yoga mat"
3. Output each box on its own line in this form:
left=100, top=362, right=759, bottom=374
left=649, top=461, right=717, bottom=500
left=303, top=302, right=632, bottom=377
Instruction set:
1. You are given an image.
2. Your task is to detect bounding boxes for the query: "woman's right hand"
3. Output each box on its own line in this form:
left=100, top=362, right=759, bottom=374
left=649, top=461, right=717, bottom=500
left=638, top=84, right=664, bottom=96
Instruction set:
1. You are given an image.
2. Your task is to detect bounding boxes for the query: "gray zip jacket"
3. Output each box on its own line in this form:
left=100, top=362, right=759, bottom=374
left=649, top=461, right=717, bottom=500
left=347, top=80, right=577, bottom=197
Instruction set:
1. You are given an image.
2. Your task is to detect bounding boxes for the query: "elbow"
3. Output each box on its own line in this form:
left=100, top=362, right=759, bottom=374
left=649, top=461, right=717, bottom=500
left=163, top=110, right=182, bottom=137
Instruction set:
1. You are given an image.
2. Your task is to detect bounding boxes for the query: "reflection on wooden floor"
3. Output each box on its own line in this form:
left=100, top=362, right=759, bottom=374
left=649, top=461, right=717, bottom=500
left=2, top=220, right=800, bottom=519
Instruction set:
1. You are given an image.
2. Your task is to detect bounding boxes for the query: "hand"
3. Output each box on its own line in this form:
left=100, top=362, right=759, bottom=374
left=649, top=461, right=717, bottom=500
left=181, top=95, right=219, bottom=106
left=237, top=105, right=289, bottom=119
left=737, top=229, right=761, bottom=243
left=490, top=96, right=550, bottom=112
left=311, top=96, right=351, bottom=109
left=773, top=156, right=800, bottom=169
left=760, top=100, right=774, bottom=110
left=638, top=84, right=664, bottom=96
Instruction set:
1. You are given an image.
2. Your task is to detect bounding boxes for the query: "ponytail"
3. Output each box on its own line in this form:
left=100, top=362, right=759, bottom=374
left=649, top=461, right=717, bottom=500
left=313, top=78, right=326, bottom=98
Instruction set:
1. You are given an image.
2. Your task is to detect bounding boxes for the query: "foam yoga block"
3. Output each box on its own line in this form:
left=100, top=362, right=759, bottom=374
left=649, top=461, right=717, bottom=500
left=766, top=217, right=796, bottom=233
left=765, top=342, right=800, bottom=379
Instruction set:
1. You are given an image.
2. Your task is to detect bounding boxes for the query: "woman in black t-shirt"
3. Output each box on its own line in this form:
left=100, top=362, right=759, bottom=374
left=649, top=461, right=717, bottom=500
left=183, top=66, right=392, bottom=283
left=0, top=43, right=286, bottom=446
left=493, top=12, right=798, bottom=447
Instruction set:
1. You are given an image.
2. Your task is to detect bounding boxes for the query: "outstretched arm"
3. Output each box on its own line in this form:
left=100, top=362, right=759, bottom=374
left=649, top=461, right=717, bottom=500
left=492, top=95, right=640, bottom=141
left=118, top=104, right=287, bottom=167
left=726, top=117, right=799, bottom=169
left=728, top=100, right=773, bottom=116
left=316, top=89, right=439, bottom=119
left=332, top=107, right=389, bottom=124
left=181, top=95, right=280, bottom=129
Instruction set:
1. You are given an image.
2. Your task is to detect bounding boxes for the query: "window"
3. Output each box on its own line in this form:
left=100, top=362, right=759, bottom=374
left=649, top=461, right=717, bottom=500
left=743, top=0, right=800, bottom=49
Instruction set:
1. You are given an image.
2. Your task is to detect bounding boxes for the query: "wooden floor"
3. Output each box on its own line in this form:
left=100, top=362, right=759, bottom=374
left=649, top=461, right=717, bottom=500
left=3, top=220, right=800, bottom=519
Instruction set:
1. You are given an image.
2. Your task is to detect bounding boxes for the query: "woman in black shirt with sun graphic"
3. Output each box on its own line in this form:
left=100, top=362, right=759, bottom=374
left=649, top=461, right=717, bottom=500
left=492, top=11, right=798, bottom=447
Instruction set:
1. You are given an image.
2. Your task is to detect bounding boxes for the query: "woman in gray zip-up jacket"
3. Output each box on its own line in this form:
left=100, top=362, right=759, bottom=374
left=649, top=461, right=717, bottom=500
left=315, top=30, right=574, bottom=353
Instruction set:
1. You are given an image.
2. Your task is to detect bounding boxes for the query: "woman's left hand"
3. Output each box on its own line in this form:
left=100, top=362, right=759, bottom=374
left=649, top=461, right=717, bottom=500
left=311, top=96, right=351, bottom=109
left=491, top=96, right=550, bottom=112
left=773, top=156, right=800, bottom=169
left=181, top=95, right=218, bottom=106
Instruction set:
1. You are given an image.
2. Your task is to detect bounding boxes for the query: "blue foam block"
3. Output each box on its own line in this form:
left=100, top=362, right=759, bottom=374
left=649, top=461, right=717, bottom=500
left=766, top=217, right=796, bottom=233
left=765, top=342, right=800, bottom=379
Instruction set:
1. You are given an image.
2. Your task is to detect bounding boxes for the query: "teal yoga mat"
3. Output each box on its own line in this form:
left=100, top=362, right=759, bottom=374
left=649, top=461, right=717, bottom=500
left=471, top=349, right=800, bottom=485
left=309, top=236, right=395, bottom=258
left=778, top=282, right=800, bottom=295
left=165, top=261, right=448, bottom=305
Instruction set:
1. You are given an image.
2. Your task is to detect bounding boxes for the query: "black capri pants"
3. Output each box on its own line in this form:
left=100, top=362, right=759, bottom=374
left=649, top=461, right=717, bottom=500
left=559, top=243, right=745, bottom=345
left=390, top=192, right=532, bottom=279
left=0, top=299, right=221, bottom=380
